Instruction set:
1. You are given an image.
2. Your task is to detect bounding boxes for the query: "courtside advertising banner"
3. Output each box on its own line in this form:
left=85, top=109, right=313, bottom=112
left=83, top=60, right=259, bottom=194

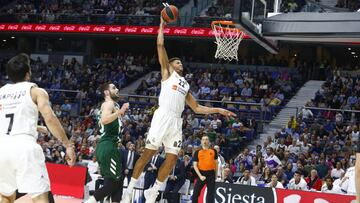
left=199, top=183, right=356, bottom=203
left=276, top=188, right=356, bottom=203
left=0, top=23, right=250, bottom=38
left=215, top=183, right=276, bottom=203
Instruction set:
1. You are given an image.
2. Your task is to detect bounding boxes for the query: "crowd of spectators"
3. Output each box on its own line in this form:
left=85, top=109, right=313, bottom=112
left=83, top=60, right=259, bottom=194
left=222, top=70, right=359, bottom=195
left=335, top=0, right=359, bottom=11
left=0, top=0, right=190, bottom=25
left=192, top=0, right=233, bottom=27
left=0, top=52, right=156, bottom=110
left=136, top=66, right=300, bottom=119
left=5, top=50, right=358, bottom=198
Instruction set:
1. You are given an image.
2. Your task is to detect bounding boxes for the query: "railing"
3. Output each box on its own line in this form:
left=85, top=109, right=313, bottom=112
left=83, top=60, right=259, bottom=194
left=45, top=88, right=83, bottom=116
left=301, top=106, right=360, bottom=125
left=118, top=93, right=283, bottom=130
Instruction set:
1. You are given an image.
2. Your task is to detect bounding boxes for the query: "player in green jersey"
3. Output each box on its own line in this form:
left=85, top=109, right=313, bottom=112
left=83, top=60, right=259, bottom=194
left=85, top=82, right=129, bottom=203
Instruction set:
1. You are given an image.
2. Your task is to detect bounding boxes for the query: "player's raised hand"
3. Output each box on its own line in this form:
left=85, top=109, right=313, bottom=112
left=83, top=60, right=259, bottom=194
left=218, top=108, right=236, bottom=119
left=65, top=144, right=76, bottom=167
left=118, top=102, right=129, bottom=117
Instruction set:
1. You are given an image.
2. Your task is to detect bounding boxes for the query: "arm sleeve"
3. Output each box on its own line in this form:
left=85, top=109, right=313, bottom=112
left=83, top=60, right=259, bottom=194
left=193, top=150, right=199, bottom=162
left=214, top=149, right=218, bottom=160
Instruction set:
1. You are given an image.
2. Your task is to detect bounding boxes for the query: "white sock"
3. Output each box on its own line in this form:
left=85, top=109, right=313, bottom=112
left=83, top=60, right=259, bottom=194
left=127, top=177, right=138, bottom=192
left=151, top=179, right=164, bottom=192
left=84, top=196, right=96, bottom=203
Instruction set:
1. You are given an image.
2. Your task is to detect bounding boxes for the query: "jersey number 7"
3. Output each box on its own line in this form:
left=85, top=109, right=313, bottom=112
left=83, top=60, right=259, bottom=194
left=5, top=113, right=14, bottom=135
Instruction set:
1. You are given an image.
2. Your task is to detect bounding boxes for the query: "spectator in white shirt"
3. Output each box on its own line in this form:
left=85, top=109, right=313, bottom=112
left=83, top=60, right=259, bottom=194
left=265, top=147, right=282, bottom=171
left=331, top=162, right=345, bottom=180
left=210, top=114, right=222, bottom=130
left=321, top=176, right=342, bottom=194
left=87, top=156, right=99, bottom=174
left=288, top=171, right=308, bottom=190
left=299, top=105, right=313, bottom=120
left=287, top=140, right=300, bottom=155
left=266, top=174, right=284, bottom=188
left=214, top=145, right=225, bottom=181
left=236, top=169, right=257, bottom=186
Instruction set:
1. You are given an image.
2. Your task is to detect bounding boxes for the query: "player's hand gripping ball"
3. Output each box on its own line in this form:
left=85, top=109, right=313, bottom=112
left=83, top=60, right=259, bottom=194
left=161, top=5, right=179, bottom=23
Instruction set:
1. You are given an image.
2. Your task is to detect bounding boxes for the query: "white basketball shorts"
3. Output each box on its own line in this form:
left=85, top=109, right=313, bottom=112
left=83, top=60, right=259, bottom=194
left=0, top=135, right=50, bottom=196
left=145, top=107, right=183, bottom=155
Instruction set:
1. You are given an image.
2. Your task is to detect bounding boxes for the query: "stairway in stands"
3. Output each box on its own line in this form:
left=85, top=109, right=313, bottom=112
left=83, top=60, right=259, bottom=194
left=250, top=80, right=325, bottom=149
left=120, top=71, right=156, bottom=94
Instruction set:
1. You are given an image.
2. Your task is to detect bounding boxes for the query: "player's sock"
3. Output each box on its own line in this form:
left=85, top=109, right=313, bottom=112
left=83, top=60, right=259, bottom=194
left=151, top=179, right=163, bottom=192
left=127, top=177, right=138, bottom=192
left=84, top=196, right=96, bottom=203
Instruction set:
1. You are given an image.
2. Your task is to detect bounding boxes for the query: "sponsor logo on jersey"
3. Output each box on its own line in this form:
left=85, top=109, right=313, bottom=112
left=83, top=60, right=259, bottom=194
left=172, top=85, right=177, bottom=90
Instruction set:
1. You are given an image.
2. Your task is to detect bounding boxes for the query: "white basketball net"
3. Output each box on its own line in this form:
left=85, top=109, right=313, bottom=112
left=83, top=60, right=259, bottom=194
left=212, top=22, right=245, bottom=61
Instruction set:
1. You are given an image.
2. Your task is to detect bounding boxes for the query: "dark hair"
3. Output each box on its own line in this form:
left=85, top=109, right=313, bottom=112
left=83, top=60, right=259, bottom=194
left=100, top=82, right=110, bottom=97
left=294, top=170, right=302, bottom=175
left=6, top=53, right=31, bottom=83
left=325, top=176, right=333, bottom=182
left=169, top=57, right=181, bottom=63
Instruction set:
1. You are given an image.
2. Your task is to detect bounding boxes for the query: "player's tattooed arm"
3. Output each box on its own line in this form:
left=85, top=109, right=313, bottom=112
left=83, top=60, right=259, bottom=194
left=157, top=17, right=170, bottom=81
left=185, top=93, right=236, bottom=118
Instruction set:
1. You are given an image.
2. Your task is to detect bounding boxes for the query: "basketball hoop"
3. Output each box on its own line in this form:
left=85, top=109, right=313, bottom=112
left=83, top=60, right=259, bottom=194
left=211, top=21, right=245, bottom=61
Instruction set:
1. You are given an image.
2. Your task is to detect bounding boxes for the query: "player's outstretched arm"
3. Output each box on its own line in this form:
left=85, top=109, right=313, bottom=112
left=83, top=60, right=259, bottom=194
left=31, top=87, right=75, bottom=166
left=157, top=17, right=170, bottom=81
left=185, top=93, right=236, bottom=118
left=100, top=101, right=129, bottom=125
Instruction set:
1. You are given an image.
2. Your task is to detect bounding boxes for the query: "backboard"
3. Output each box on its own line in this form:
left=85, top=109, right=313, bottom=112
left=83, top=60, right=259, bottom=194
left=233, top=0, right=279, bottom=54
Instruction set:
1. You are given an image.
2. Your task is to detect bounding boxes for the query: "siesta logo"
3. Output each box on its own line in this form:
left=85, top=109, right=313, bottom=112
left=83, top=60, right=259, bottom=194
left=213, top=183, right=275, bottom=203
left=216, top=187, right=265, bottom=203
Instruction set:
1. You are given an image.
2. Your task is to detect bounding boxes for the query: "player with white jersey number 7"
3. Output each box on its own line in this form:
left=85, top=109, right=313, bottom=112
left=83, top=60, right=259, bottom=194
left=0, top=53, right=76, bottom=203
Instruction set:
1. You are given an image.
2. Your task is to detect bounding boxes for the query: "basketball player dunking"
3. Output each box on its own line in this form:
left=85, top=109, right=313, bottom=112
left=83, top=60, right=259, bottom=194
left=121, top=17, right=236, bottom=203
left=0, top=53, right=76, bottom=203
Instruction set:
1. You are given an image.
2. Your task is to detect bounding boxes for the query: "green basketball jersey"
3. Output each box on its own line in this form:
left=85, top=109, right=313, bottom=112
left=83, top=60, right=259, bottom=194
left=97, top=102, right=123, bottom=143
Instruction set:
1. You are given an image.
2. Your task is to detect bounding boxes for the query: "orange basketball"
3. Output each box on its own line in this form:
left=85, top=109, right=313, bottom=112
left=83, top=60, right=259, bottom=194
left=161, top=5, right=179, bottom=23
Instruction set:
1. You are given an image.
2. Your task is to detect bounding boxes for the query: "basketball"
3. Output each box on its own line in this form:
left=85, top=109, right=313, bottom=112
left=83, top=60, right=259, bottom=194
left=161, top=5, right=179, bottom=23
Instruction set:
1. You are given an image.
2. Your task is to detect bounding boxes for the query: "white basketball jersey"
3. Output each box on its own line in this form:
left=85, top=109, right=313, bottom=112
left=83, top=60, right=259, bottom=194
left=0, top=82, right=38, bottom=139
left=158, top=71, right=190, bottom=114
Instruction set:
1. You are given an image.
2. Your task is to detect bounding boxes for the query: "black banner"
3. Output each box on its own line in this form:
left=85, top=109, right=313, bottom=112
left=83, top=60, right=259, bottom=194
left=214, top=182, right=276, bottom=203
